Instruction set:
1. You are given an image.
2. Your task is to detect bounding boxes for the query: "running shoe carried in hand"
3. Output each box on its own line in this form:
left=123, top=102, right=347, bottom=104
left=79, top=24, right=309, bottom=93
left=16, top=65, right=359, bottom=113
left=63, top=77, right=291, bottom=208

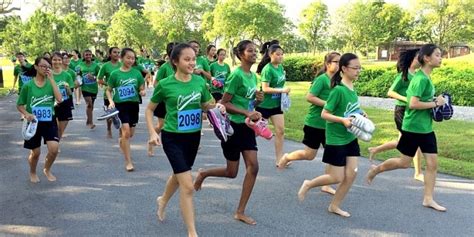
left=346, top=112, right=375, bottom=142
left=22, top=117, right=38, bottom=141
left=281, top=92, right=291, bottom=112
left=347, top=125, right=372, bottom=142
left=432, top=92, right=454, bottom=122
left=97, top=107, right=120, bottom=120
left=211, top=79, right=223, bottom=88
left=245, top=117, right=273, bottom=140
left=207, top=107, right=231, bottom=142
left=223, top=113, right=234, bottom=136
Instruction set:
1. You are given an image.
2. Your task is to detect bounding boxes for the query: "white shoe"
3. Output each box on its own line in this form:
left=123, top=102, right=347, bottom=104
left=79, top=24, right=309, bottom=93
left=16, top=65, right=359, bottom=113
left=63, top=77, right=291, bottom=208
left=349, top=113, right=375, bottom=133
left=22, top=118, right=38, bottom=141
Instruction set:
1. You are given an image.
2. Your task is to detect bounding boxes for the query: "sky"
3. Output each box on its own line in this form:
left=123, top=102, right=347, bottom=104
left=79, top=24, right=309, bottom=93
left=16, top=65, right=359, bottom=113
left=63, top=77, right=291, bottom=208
left=13, top=0, right=411, bottom=22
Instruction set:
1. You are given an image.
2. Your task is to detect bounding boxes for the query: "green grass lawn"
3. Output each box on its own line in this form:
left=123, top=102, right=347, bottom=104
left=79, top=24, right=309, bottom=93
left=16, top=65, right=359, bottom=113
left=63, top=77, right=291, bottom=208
left=284, top=81, right=474, bottom=179
left=0, top=57, right=15, bottom=96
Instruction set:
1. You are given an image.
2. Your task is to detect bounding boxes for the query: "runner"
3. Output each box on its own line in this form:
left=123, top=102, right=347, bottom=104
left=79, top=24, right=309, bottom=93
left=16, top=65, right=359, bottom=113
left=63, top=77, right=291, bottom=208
left=188, top=40, right=212, bottom=81
left=204, top=44, right=217, bottom=66
left=209, top=48, right=231, bottom=102
left=297, top=53, right=364, bottom=218
left=255, top=44, right=290, bottom=166
left=62, top=53, right=78, bottom=110
left=368, top=48, right=424, bottom=182
left=77, top=49, right=100, bottom=129
left=97, top=47, right=122, bottom=138
left=16, top=56, right=62, bottom=183
left=51, top=52, right=74, bottom=140
left=145, top=43, right=224, bottom=237
left=367, top=44, right=447, bottom=212
left=106, top=48, right=145, bottom=172
left=256, top=40, right=279, bottom=74
left=194, top=40, right=264, bottom=225
left=70, top=49, right=83, bottom=105
left=12, top=52, right=33, bottom=93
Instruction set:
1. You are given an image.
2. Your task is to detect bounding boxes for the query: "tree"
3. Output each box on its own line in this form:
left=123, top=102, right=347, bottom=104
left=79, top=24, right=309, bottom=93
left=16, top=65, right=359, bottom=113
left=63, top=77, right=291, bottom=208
left=23, top=10, right=56, bottom=56
left=60, top=12, right=90, bottom=51
left=40, top=0, right=89, bottom=18
left=0, top=0, right=20, bottom=14
left=89, top=0, right=144, bottom=22
left=298, top=1, right=329, bottom=54
left=0, top=16, right=25, bottom=55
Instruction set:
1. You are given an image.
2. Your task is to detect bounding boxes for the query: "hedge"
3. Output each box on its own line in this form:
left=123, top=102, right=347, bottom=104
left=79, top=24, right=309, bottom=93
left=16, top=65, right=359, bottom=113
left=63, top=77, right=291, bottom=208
left=282, top=56, right=474, bottom=106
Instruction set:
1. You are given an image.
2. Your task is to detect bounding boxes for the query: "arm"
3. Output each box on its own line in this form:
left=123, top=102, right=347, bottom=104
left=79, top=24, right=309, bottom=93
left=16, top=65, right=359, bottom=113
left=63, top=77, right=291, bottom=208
left=145, top=102, right=160, bottom=145
left=221, top=93, right=261, bottom=121
left=261, top=82, right=290, bottom=94
left=306, top=92, right=325, bottom=107
left=409, top=95, right=445, bottom=110
left=106, top=86, right=114, bottom=108
left=17, top=105, right=35, bottom=121
left=321, top=109, right=352, bottom=128
left=387, top=90, right=407, bottom=103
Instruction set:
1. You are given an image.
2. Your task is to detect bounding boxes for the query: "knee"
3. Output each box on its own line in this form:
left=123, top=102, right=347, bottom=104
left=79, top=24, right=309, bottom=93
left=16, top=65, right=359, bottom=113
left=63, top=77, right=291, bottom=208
left=247, top=163, right=259, bottom=176
left=226, top=169, right=238, bottom=178
left=333, top=173, right=345, bottom=183
left=30, top=150, right=41, bottom=159
left=345, top=169, right=358, bottom=181
left=304, top=151, right=317, bottom=160
left=180, top=183, right=194, bottom=196
left=86, top=104, right=93, bottom=109
left=400, top=159, right=412, bottom=169
left=121, top=130, right=131, bottom=139
left=275, top=127, right=285, bottom=138
left=425, top=160, right=438, bottom=172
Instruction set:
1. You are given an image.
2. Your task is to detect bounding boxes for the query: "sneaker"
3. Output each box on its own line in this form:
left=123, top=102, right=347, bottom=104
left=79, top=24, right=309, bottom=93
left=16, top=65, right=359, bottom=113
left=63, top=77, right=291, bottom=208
left=112, top=115, right=121, bottom=129
left=347, top=125, right=372, bottom=142
left=432, top=92, right=454, bottom=122
left=22, top=118, right=38, bottom=141
left=349, top=113, right=375, bottom=133
left=281, top=93, right=291, bottom=112
left=223, top=113, right=234, bottom=136
left=211, top=79, right=223, bottom=88
left=97, top=107, right=119, bottom=120
left=207, top=107, right=228, bottom=142
left=245, top=117, right=273, bottom=140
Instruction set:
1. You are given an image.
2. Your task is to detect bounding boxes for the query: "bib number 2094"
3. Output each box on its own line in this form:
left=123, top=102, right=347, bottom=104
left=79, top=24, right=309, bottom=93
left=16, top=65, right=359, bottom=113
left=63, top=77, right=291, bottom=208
left=178, top=109, right=201, bottom=131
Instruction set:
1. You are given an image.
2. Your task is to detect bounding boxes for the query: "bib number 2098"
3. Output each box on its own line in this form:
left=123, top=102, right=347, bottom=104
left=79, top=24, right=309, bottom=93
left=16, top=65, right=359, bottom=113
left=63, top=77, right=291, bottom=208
left=178, top=109, right=201, bottom=131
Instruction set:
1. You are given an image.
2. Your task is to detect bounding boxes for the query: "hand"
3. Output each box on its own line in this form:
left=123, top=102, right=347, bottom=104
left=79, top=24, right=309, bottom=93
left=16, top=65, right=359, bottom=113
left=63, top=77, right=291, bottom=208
left=282, top=87, right=291, bottom=93
left=256, top=91, right=264, bottom=102
left=139, top=89, right=146, bottom=96
left=342, top=117, right=353, bottom=128
left=108, top=101, right=115, bottom=109
left=435, top=95, right=446, bottom=106
left=45, top=69, right=53, bottom=79
left=193, top=68, right=203, bottom=75
left=215, top=103, right=226, bottom=114
left=87, top=73, right=96, bottom=81
left=247, top=111, right=262, bottom=121
left=149, top=132, right=161, bottom=146
left=362, top=111, right=368, bottom=118
left=25, top=113, right=35, bottom=122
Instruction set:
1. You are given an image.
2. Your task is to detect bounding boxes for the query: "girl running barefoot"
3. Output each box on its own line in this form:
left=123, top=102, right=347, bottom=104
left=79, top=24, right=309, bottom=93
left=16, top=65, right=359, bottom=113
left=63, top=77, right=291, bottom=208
left=256, top=44, right=290, bottom=166
left=62, top=53, right=79, bottom=111
left=297, top=53, right=363, bottom=218
left=145, top=43, right=224, bottom=237
left=69, top=50, right=82, bottom=105
left=368, top=49, right=424, bottom=182
left=52, top=52, right=74, bottom=140
left=77, top=49, right=100, bottom=129
left=12, top=52, right=33, bottom=93
left=106, top=48, right=145, bottom=172
left=17, top=57, right=62, bottom=183
left=194, top=40, right=264, bottom=225
left=209, top=48, right=231, bottom=102
left=366, top=44, right=447, bottom=212
left=278, top=52, right=341, bottom=194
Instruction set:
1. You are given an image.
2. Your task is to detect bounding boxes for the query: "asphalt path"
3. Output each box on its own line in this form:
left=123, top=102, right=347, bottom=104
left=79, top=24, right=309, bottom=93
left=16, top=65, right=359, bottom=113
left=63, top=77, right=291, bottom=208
left=1, top=89, right=473, bottom=236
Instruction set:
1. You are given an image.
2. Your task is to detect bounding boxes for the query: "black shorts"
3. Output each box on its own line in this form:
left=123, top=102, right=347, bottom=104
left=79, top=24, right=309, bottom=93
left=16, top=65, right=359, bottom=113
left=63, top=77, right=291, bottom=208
left=302, top=125, right=325, bottom=149
left=322, top=139, right=360, bottom=167
left=162, top=130, right=201, bottom=174
left=211, top=92, right=223, bottom=102
left=256, top=106, right=283, bottom=119
left=81, top=90, right=97, bottom=101
left=394, top=105, right=406, bottom=131
left=54, top=101, right=73, bottom=121
left=104, top=98, right=110, bottom=107
left=221, top=122, right=257, bottom=161
left=397, top=130, right=437, bottom=157
left=115, top=102, right=139, bottom=127
left=24, top=119, right=60, bottom=149
left=67, top=97, right=75, bottom=110
left=153, top=102, right=166, bottom=118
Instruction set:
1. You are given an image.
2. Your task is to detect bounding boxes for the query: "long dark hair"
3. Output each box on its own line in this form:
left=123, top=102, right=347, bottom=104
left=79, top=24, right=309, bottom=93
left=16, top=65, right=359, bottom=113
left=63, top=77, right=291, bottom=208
left=233, top=40, right=254, bottom=61
left=105, top=47, right=119, bottom=62
left=166, top=42, right=179, bottom=58
left=170, top=43, right=194, bottom=71
left=206, top=44, right=216, bottom=58
left=396, top=49, right=419, bottom=81
left=417, top=44, right=441, bottom=67
left=257, top=40, right=280, bottom=73
left=72, top=49, right=81, bottom=59
left=23, top=57, right=52, bottom=77
left=317, top=52, right=341, bottom=77
left=331, top=53, right=358, bottom=88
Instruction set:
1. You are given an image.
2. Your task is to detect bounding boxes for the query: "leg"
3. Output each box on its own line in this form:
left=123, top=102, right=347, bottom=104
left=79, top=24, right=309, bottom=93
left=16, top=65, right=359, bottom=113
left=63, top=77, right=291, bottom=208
left=194, top=159, right=239, bottom=191
left=120, top=124, right=134, bottom=171
left=234, top=150, right=259, bottom=225
left=413, top=148, right=424, bottom=182
left=44, top=141, right=59, bottom=181
left=84, top=96, right=95, bottom=128
left=422, top=153, right=446, bottom=211
left=28, top=148, right=41, bottom=183
left=75, top=88, right=82, bottom=104
left=148, top=118, right=164, bottom=157
left=278, top=146, right=317, bottom=169
left=175, top=171, right=198, bottom=237
left=106, top=118, right=112, bottom=138
left=157, top=174, right=179, bottom=221
left=320, top=165, right=336, bottom=195
left=368, top=132, right=401, bottom=161
left=366, top=154, right=413, bottom=184
left=57, top=121, right=69, bottom=140
left=298, top=165, right=344, bottom=201
left=328, top=157, right=358, bottom=217
left=270, top=114, right=285, bottom=165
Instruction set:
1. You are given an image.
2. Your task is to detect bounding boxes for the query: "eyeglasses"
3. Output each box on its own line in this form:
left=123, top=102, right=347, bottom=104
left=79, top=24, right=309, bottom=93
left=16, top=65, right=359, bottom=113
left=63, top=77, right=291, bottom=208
left=331, top=61, right=339, bottom=64
left=346, top=66, right=362, bottom=71
left=38, top=65, right=51, bottom=70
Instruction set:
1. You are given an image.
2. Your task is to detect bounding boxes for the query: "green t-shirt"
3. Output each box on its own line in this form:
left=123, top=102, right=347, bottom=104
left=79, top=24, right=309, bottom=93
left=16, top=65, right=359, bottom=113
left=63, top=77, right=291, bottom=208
left=305, top=73, right=331, bottom=129
left=258, top=63, right=286, bottom=109
left=141, top=58, right=155, bottom=72
left=108, top=69, right=145, bottom=103
left=69, top=58, right=82, bottom=70
left=17, top=79, right=56, bottom=121
left=53, top=71, right=74, bottom=101
left=150, top=74, right=212, bottom=133
left=402, top=70, right=435, bottom=134
left=195, top=56, right=210, bottom=72
left=98, top=61, right=122, bottom=96
left=66, top=68, right=76, bottom=86
left=14, top=63, right=33, bottom=90
left=389, top=72, right=414, bottom=106
left=77, top=61, right=100, bottom=94
left=324, top=84, right=359, bottom=145
left=155, top=61, right=175, bottom=82
left=209, top=62, right=231, bottom=94
left=204, top=57, right=217, bottom=66
left=224, top=67, right=257, bottom=124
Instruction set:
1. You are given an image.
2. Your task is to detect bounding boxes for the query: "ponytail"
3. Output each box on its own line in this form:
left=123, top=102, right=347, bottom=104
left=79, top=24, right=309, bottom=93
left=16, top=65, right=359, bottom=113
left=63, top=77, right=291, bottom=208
left=397, top=48, right=419, bottom=82
left=317, top=52, right=341, bottom=77
left=330, top=53, right=358, bottom=88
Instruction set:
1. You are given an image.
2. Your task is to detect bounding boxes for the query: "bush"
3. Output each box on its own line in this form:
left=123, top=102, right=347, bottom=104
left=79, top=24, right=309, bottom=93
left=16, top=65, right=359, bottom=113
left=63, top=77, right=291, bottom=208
left=282, top=56, right=474, bottom=106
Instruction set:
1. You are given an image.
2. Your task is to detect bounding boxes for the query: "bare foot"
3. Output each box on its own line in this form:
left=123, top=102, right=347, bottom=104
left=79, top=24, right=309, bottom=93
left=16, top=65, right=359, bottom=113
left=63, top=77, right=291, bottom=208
left=156, top=196, right=166, bottom=221
left=277, top=153, right=288, bottom=170
left=423, top=199, right=446, bottom=212
left=29, top=173, right=40, bottom=183
left=298, top=180, right=310, bottom=202
left=368, top=147, right=376, bottom=162
left=194, top=168, right=205, bottom=191
left=126, top=163, right=134, bottom=172
left=107, top=131, right=112, bottom=139
left=366, top=165, right=377, bottom=185
left=321, top=185, right=336, bottom=195
left=90, top=124, right=96, bottom=129
left=147, top=143, right=154, bottom=157
left=234, top=213, right=256, bottom=225
left=414, top=174, right=424, bottom=182
left=328, top=205, right=351, bottom=217
left=43, top=169, right=57, bottom=182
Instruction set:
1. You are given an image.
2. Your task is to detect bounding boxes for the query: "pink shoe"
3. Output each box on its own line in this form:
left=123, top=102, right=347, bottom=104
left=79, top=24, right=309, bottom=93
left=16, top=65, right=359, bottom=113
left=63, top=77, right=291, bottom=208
left=245, top=117, right=273, bottom=140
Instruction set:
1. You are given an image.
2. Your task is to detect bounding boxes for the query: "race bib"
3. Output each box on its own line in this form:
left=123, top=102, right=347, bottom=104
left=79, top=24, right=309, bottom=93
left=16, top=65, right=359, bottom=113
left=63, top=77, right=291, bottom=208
left=20, top=75, right=32, bottom=83
left=32, top=106, right=52, bottom=122
left=177, top=109, right=201, bottom=131
left=83, top=75, right=96, bottom=85
left=60, top=87, right=68, bottom=100
left=117, top=85, right=136, bottom=100
left=248, top=100, right=255, bottom=111
left=271, top=93, right=281, bottom=99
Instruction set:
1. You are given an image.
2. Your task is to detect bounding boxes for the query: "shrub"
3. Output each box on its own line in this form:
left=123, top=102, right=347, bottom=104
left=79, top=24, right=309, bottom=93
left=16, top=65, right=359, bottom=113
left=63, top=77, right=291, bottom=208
left=283, top=56, right=323, bottom=81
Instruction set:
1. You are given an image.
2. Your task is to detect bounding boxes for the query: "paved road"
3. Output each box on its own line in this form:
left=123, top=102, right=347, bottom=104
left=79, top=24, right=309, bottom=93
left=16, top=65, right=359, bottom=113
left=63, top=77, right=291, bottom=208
left=1, top=90, right=473, bottom=237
